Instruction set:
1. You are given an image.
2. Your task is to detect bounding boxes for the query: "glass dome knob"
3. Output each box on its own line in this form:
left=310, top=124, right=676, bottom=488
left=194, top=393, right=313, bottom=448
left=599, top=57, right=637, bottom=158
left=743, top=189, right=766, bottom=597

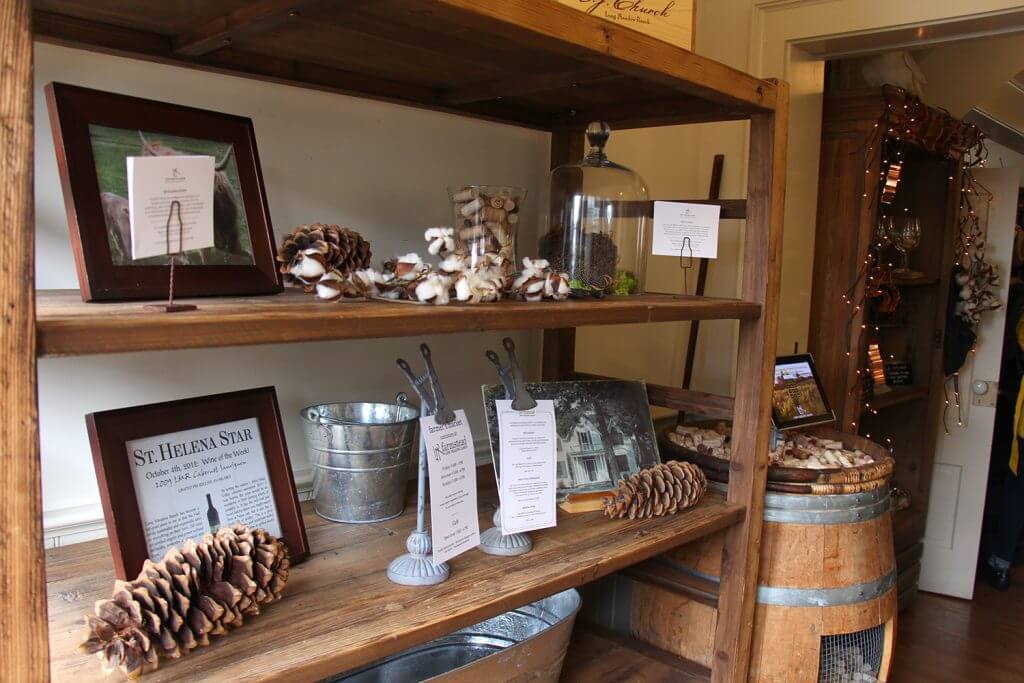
left=585, top=121, right=611, bottom=161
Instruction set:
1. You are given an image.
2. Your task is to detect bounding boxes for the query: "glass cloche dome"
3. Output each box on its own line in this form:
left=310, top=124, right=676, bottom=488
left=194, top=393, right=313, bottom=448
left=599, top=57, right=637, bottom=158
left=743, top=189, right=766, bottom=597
left=539, top=121, right=648, bottom=297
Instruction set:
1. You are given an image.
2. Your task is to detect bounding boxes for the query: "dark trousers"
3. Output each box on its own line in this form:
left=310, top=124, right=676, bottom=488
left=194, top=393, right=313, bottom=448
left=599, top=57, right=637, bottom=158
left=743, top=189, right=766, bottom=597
left=994, top=440, right=1024, bottom=563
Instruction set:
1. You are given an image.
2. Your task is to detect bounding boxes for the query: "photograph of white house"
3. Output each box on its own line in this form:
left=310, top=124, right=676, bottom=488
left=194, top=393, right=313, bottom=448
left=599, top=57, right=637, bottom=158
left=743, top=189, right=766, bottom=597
left=484, top=379, right=659, bottom=496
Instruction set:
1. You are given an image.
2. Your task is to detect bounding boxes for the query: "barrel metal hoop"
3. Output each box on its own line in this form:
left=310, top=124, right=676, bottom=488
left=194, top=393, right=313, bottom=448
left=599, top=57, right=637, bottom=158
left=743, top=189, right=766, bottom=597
left=671, top=562, right=897, bottom=607
left=764, top=496, right=890, bottom=524
left=708, top=480, right=891, bottom=524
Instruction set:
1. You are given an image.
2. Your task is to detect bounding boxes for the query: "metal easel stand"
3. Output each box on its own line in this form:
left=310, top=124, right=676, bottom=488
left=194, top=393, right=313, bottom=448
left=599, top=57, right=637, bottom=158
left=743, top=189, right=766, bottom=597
left=388, top=344, right=454, bottom=586
left=479, top=337, right=535, bottom=557
left=144, top=199, right=198, bottom=313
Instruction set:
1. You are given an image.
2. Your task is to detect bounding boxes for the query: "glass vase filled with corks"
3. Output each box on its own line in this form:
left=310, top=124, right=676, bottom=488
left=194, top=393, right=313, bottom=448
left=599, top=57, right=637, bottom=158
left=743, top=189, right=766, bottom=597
left=540, top=121, right=648, bottom=297
left=448, top=185, right=524, bottom=267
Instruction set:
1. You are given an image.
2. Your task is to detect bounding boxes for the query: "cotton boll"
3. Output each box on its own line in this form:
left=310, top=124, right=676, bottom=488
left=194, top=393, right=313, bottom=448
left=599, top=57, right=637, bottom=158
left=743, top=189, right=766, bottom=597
left=393, top=253, right=425, bottom=280
left=545, top=272, right=570, bottom=301
left=425, top=227, right=455, bottom=256
left=290, top=249, right=327, bottom=280
left=349, top=268, right=381, bottom=297
left=439, top=253, right=467, bottom=275
left=414, top=273, right=451, bottom=305
left=454, top=273, right=473, bottom=302
left=314, top=271, right=345, bottom=301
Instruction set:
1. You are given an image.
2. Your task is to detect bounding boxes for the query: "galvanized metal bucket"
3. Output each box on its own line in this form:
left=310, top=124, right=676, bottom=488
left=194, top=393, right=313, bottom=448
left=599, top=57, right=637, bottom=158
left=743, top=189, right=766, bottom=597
left=301, top=401, right=419, bottom=523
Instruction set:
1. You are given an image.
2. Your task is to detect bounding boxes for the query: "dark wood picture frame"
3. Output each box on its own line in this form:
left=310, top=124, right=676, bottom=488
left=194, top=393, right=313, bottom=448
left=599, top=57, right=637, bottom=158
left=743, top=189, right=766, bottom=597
left=86, top=387, right=308, bottom=579
left=46, top=82, right=282, bottom=301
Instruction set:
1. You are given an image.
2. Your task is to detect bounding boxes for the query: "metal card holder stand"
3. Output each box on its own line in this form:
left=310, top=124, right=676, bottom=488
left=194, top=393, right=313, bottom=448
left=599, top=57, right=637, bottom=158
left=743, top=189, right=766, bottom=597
left=479, top=337, right=535, bottom=556
left=389, top=343, right=454, bottom=586
left=144, top=199, right=198, bottom=313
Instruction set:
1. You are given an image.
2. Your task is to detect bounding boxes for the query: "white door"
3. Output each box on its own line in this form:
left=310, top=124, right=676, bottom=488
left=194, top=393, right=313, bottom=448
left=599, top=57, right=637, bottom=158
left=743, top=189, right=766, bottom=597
left=920, top=167, right=1019, bottom=599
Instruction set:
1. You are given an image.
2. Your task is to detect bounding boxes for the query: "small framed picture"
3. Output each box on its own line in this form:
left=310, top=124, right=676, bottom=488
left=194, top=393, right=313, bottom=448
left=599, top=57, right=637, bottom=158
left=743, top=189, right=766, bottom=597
left=45, top=82, right=282, bottom=301
left=884, top=359, right=913, bottom=386
left=482, top=379, right=660, bottom=498
left=86, top=387, right=308, bottom=579
left=771, top=354, right=836, bottom=430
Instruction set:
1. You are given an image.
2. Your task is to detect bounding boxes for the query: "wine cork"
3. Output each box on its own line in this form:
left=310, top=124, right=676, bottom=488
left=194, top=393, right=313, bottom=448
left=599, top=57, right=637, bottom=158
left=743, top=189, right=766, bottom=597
left=450, top=186, right=523, bottom=264
left=478, top=206, right=506, bottom=223
left=459, top=225, right=488, bottom=240
left=451, top=187, right=479, bottom=202
left=460, top=197, right=484, bottom=217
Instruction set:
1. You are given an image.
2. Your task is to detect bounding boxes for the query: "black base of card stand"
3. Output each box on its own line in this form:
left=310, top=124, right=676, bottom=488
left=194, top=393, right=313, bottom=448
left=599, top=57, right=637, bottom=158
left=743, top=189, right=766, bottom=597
left=144, top=200, right=197, bottom=314
left=389, top=344, right=453, bottom=586
left=479, top=337, right=536, bottom=557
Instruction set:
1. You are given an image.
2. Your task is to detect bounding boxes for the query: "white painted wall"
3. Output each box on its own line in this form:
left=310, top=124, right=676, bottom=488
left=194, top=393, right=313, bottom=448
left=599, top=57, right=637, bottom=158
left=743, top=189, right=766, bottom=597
left=34, top=42, right=551, bottom=546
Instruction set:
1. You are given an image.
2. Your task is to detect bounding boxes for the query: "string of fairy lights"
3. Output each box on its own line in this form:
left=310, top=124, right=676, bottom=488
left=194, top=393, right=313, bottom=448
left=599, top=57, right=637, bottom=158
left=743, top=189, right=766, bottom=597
left=838, top=86, right=990, bottom=449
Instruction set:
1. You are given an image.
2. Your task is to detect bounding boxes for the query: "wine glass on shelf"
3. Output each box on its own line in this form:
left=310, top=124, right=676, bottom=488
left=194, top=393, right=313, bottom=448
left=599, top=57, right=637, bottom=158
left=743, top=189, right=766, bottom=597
left=875, top=214, right=895, bottom=249
left=891, top=215, right=922, bottom=278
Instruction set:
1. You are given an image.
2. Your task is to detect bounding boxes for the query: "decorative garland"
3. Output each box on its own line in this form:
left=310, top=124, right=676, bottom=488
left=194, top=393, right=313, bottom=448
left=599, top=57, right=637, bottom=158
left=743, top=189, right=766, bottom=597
left=838, top=85, right=993, bottom=442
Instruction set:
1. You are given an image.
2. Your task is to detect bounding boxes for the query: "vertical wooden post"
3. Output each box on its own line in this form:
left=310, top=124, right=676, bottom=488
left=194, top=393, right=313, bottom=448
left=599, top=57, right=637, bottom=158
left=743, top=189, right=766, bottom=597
left=712, top=80, right=789, bottom=682
left=0, top=2, right=49, bottom=680
left=541, top=128, right=584, bottom=381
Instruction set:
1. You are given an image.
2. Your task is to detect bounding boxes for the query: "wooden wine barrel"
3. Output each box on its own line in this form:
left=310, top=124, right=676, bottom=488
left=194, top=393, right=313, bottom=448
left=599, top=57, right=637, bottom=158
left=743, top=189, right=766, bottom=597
left=628, top=481, right=897, bottom=682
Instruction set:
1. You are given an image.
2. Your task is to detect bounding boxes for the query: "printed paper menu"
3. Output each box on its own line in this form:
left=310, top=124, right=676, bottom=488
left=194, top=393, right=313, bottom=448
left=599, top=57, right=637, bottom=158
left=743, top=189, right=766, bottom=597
left=497, top=399, right=557, bottom=535
left=127, top=154, right=215, bottom=260
left=423, top=409, right=481, bottom=564
left=125, top=417, right=281, bottom=562
left=652, top=200, right=721, bottom=259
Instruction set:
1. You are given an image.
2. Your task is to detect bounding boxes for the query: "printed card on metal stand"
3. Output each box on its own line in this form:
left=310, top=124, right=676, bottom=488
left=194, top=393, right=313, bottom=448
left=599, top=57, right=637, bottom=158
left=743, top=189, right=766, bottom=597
left=389, top=344, right=478, bottom=584
left=481, top=338, right=556, bottom=554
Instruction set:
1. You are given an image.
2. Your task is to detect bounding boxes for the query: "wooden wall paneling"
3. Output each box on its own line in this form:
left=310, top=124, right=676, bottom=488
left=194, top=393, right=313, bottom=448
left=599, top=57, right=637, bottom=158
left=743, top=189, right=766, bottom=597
left=807, top=126, right=880, bottom=429
left=0, top=1, right=50, bottom=680
left=711, top=79, right=789, bottom=682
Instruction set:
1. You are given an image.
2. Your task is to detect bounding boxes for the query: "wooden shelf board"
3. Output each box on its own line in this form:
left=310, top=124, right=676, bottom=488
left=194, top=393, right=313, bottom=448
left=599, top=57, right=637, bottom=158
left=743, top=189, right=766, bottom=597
left=562, top=623, right=710, bottom=681
left=36, top=290, right=762, bottom=357
left=865, top=386, right=929, bottom=412
left=32, top=0, right=778, bottom=130
left=46, top=486, right=744, bottom=682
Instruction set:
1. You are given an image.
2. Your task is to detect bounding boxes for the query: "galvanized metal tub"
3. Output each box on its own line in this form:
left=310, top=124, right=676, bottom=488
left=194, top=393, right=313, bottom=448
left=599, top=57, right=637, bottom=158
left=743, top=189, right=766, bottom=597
left=330, top=588, right=581, bottom=682
left=301, top=401, right=418, bottom=523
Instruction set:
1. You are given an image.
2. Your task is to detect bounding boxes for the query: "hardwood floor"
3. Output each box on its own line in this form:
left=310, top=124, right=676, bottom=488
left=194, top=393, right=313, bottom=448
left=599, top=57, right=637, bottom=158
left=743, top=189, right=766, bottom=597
left=891, top=572, right=1024, bottom=681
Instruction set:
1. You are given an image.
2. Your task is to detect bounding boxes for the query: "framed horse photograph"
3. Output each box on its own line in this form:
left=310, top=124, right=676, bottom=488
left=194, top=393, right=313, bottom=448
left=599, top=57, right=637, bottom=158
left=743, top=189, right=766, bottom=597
left=46, top=82, right=282, bottom=301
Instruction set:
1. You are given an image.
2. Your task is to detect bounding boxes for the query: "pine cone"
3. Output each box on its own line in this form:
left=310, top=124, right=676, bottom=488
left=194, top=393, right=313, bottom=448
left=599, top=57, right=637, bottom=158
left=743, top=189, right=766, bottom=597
left=603, top=461, right=707, bottom=520
left=79, top=525, right=289, bottom=679
left=277, top=223, right=371, bottom=291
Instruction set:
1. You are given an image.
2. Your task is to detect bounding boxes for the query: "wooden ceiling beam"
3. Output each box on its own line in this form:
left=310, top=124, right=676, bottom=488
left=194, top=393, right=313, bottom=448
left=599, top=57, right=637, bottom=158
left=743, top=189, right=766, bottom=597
left=550, top=97, right=752, bottom=130
left=425, top=0, right=777, bottom=113
left=33, top=11, right=442, bottom=115
left=173, top=0, right=324, bottom=57
left=441, top=65, right=619, bottom=104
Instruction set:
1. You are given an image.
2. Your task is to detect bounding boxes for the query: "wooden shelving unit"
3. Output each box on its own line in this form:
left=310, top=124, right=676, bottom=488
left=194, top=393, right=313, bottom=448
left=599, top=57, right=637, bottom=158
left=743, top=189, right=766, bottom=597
left=868, top=386, right=930, bottom=412
left=808, top=87, right=964, bottom=609
left=36, top=290, right=761, bottom=357
left=1, top=1, right=787, bottom=681
left=46, top=485, right=743, bottom=682
left=563, top=624, right=712, bottom=681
